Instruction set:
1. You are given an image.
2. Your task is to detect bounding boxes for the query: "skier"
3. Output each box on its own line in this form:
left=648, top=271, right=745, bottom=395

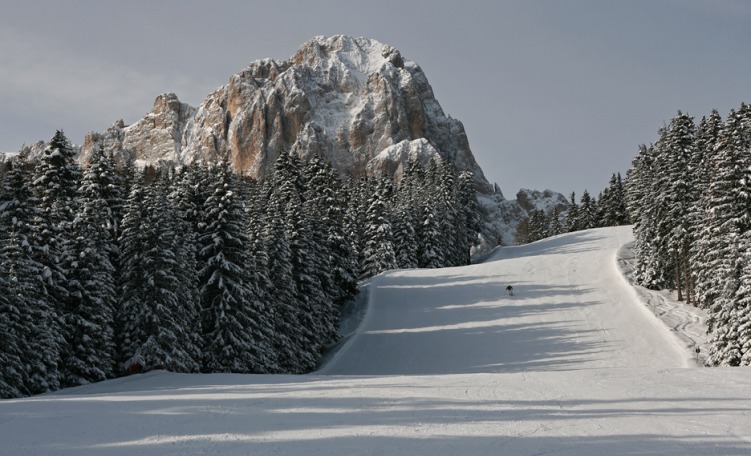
left=506, top=285, right=514, bottom=296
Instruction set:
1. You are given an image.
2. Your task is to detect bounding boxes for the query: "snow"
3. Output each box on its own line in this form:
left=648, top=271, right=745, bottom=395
left=2, top=226, right=751, bottom=455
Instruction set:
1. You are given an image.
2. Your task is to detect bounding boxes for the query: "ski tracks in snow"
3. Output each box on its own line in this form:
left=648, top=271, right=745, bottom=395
left=616, top=241, right=708, bottom=366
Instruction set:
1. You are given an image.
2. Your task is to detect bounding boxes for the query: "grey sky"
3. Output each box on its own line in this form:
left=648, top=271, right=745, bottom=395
left=1, top=0, right=749, bottom=197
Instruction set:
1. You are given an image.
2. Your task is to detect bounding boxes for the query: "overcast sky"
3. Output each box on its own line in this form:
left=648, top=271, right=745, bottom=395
left=1, top=0, right=749, bottom=197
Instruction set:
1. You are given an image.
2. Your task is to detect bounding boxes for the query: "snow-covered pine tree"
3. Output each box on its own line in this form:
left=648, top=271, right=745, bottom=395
left=198, top=161, right=272, bottom=373
left=704, top=105, right=751, bottom=365
left=527, top=209, right=549, bottom=243
left=115, top=172, right=148, bottom=369
left=286, top=187, right=329, bottom=368
left=117, top=171, right=202, bottom=373
left=436, top=160, right=462, bottom=266
left=653, top=112, right=696, bottom=301
left=0, top=163, right=36, bottom=397
left=578, top=190, right=598, bottom=230
left=361, top=176, right=398, bottom=277
left=690, top=110, right=724, bottom=309
left=28, top=130, right=82, bottom=392
left=393, top=160, right=425, bottom=268
left=566, top=191, right=580, bottom=232
left=0, top=250, right=26, bottom=397
left=549, top=208, right=563, bottom=236
left=2, top=160, right=67, bottom=394
left=302, top=156, right=348, bottom=344
left=345, top=176, right=371, bottom=272
left=243, top=178, right=280, bottom=373
left=264, top=185, right=307, bottom=373
left=59, top=150, right=119, bottom=386
left=627, top=144, right=664, bottom=288
left=601, top=173, right=629, bottom=227
left=456, top=170, right=483, bottom=263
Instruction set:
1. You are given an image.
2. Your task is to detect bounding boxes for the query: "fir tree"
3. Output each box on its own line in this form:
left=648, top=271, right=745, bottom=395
left=60, top=153, right=119, bottom=386
left=198, top=162, right=272, bottom=373
left=566, top=191, right=580, bottom=232
left=578, top=190, right=598, bottom=230
left=361, top=177, right=397, bottom=277
left=265, top=188, right=307, bottom=373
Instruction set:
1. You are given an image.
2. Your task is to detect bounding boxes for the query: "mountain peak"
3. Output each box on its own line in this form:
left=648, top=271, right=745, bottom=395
left=80, top=35, right=491, bottom=192
left=292, top=35, right=404, bottom=73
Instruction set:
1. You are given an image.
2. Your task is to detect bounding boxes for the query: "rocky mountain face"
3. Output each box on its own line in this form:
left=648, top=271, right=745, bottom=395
left=11, top=35, right=570, bottom=249
left=478, top=188, right=570, bottom=248
left=79, top=35, right=491, bottom=192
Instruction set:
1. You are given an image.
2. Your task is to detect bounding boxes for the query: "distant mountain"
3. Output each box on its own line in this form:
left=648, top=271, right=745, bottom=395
left=478, top=188, right=569, bottom=248
left=75, top=35, right=490, bottom=193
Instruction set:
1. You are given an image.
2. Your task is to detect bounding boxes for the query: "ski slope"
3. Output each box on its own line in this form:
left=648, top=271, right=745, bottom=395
left=2, top=226, right=750, bottom=455
left=321, top=226, right=688, bottom=375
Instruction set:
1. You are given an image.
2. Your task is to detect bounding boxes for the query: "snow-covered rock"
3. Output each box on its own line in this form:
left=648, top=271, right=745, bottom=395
left=477, top=187, right=570, bottom=248
left=80, top=35, right=491, bottom=192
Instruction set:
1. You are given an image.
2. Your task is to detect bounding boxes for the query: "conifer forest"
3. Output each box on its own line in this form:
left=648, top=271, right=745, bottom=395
left=626, top=103, right=751, bottom=366
left=0, top=131, right=482, bottom=398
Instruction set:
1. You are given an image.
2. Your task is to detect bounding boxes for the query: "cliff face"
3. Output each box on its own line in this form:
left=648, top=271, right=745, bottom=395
left=80, top=35, right=492, bottom=192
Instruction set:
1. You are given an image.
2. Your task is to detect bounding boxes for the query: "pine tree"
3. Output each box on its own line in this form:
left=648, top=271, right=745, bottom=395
left=456, top=170, right=483, bottom=263
left=527, top=209, right=549, bottom=243
left=301, top=157, right=344, bottom=346
left=566, top=191, right=580, bottom=232
left=0, top=164, right=35, bottom=397
left=578, top=190, right=598, bottom=230
left=361, top=177, right=397, bottom=277
left=549, top=208, right=563, bottom=236
left=117, top=172, right=202, bottom=373
left=198, top=162, right=273, bottom=373
left=601, top=173, right=629, bottom=227
left=60, top=152, right=119, bottom=386
left=627, top=144, right=668, bottom=288
left=690, top=110, right=724, bottom=309
left=27, top=130, right=82, bottom=392
left=265, top=187, right=307, bottom=373
left=651, top=112, right=696, bottom=301
left=703, top=106, right=751, bottom=365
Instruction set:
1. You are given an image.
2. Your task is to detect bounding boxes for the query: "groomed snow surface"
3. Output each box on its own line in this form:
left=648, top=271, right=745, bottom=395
left=2, top=226, right=750, bottom=455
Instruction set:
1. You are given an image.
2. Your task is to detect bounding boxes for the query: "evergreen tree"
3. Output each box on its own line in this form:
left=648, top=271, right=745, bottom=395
left=549, top=208, right=563, bottom=236
left=361, top=177, right=398, bottom=277
left=1, top=162, right=65, bottom=395
left=117, top=172, right=202, bottom=373
left=652, top=112, right=696, bottom=301
left=566, top=191, right=580, bottom=232
left=456, top=170, right=483, bottom=263
left=198, top=162, right=272, bottom=373
left=601, top=173, right=629, bottom=226
left=27, top=130, right=82, bottom=392
left=265, top=187, right=307, bottom=373
left=60, top=153, right=119, bottom=386
left=0, top=164, right=36, bottom=397
left=578, top=190, right=598, bottom=230
left=703, top=106, right=751, bottom=365
left=527, top=209, right=549, bottom=243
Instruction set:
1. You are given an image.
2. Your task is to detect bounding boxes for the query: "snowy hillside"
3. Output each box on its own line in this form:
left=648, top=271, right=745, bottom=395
left=2, top=226, right=750, bottom=455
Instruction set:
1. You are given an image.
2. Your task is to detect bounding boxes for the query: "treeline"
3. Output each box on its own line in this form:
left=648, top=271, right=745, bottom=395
left=626, top=104, right=751, bottom=366
left=0, top=131, right=482, bottom=398
left=514, top=173, right=629, bottom=244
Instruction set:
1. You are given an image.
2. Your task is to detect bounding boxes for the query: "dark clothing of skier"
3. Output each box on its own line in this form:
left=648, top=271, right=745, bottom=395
left=506, top=285, right=514, bottom=296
